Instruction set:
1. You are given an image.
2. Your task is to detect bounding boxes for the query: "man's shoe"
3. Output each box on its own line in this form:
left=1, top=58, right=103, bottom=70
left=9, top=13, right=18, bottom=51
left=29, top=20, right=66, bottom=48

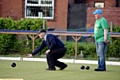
left=59, top=64, right=68, bottom=70
left=94, top=68, right=106, bottom=71
left=46, top=68, right=56, bottom=71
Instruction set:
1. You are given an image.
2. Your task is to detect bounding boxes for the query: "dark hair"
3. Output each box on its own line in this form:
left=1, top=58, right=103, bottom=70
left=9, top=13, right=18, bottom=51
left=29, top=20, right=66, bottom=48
left=37, top=29, right=46, bottom=34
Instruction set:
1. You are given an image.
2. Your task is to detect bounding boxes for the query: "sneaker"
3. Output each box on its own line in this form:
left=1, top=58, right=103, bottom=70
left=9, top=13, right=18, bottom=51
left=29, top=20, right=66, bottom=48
left=46, top=68, right=56, bottom=71
left=94, top=68, right=106, bottom=71
left=59, top=64, right=68, bottom=70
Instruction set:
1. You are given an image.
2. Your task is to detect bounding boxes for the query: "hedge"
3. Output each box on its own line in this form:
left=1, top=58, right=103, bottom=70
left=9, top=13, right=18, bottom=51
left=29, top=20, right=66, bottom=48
left=0, top=18, right=44, bottom=55
left=0, top=17, right=120, bottom=58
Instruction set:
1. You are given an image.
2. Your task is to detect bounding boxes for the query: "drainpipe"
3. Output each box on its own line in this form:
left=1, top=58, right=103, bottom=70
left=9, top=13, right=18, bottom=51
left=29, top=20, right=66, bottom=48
left=116, top=0, right=119, bottom=7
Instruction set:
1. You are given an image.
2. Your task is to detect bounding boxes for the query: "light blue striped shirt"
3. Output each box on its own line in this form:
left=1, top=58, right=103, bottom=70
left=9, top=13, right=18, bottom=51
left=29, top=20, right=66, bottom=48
left=44, top=34, right=47, bottom=41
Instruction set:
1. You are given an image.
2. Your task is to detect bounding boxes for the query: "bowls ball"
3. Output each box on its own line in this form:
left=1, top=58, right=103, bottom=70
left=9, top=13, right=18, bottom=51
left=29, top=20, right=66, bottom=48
left=11, top=62, right=16, bottom=67
left=86, top=66, right=90, bottom=70
left=80, top=65, right=85, bottom=70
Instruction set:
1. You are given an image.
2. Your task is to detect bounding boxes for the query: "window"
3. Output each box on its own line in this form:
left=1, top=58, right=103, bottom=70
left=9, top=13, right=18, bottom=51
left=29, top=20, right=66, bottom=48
left=94, top=2, right=104, bottom=8
left=25, top=0, right=54, bottom=19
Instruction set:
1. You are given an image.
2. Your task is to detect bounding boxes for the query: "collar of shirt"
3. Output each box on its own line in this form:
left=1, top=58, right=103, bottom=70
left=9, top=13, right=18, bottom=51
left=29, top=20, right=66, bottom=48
left=44, top=34, right=47, bottom=41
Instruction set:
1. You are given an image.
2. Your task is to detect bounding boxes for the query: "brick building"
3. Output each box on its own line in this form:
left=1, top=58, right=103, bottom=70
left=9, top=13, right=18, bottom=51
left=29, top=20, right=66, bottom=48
left=0, top=0, right=120, bottom=31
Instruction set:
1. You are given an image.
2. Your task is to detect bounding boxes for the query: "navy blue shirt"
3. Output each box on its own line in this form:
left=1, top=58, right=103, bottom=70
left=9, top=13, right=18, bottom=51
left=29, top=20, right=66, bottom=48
left=32, top=34, right=65, bottom=55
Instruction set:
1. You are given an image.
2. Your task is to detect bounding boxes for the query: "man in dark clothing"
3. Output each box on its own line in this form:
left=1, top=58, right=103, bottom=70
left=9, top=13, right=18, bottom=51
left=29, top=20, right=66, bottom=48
left=27, top=29, right=67, bottom=71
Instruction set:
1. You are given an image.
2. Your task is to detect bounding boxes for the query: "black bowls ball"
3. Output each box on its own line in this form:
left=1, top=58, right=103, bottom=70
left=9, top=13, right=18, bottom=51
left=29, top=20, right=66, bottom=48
left=86, top=66, right=90, bottom=70
left=80, top=66, right=85, bottom=70
left=11, top=62, right=16, bottom=67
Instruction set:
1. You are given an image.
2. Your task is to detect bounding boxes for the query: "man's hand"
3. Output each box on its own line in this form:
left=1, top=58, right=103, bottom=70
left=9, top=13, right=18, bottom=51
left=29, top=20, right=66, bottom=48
left=27, top=54, right=33, bottom=58
left=104, top=39, right=108, bottom=43
left=45, top=49, right=50, bottom=54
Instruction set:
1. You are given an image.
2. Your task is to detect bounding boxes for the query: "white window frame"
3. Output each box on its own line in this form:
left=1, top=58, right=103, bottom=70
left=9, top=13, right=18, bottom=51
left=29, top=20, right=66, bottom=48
left=25, top=0, right=54, bottom=20
left=94, top=2, right=104, bottom=8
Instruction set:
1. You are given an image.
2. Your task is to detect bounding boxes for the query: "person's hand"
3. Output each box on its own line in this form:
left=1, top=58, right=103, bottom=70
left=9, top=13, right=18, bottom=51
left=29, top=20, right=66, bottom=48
left=104, top=39, right=108, bottom=43
left=45, top=49, right=50, bottom=54
left=27, top=54, right=33, bottom=58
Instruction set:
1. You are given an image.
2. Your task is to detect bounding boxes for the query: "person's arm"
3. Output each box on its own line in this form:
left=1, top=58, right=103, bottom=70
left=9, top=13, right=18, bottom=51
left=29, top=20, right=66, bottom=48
left=104, top=29, right=108, bottom=43
left=27, top=41, right=46, bottom=58
left=101, top=18, right=108, bottom=43
left=32, top=41, right=46, bottom=55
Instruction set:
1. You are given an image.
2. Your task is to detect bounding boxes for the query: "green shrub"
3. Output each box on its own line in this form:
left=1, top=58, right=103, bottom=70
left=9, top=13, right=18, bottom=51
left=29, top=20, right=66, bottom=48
left=0, top=17, right=16, bottom=29
left=0, top=34, right=17, bottom=54
left=17, top=18, right=45, bottom=30
left=64, top=41, right=75, bottom=57
left=0, top=18, right=44, bottom=55
left=64, top=42, right=96, bottom=58
left=82, top=43, right=96, bottom=58
left=107, top=39, right=120, bottom=57
left=0, top=18, right=17, bottom=54
left=107, top=25, right=120, bottom=57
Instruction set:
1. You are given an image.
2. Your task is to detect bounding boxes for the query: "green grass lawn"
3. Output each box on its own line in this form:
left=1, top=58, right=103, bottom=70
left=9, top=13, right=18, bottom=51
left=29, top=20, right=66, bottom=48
left=0, top=60, right=120, bottom=80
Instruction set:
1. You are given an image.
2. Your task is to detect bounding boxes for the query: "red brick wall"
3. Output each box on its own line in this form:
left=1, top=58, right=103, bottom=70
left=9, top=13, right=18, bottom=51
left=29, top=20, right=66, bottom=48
left=68, top=0, right=74, bottom=3
left=86, top=7, right=120, bottom=30
left=0, top=0, right=2, bottom=16
left=47, top=0, right=69, bottom=30
left=1, top=0, right=23, bottom=20
left=47, top=0, right=74, bottom=30
left=0, top=0, right=119, bottom=31
left=0, top=0, right=70, bottom=30
left=86, top=8, right=95, bottom=29
left=83, top=0, right=116, bottom=7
